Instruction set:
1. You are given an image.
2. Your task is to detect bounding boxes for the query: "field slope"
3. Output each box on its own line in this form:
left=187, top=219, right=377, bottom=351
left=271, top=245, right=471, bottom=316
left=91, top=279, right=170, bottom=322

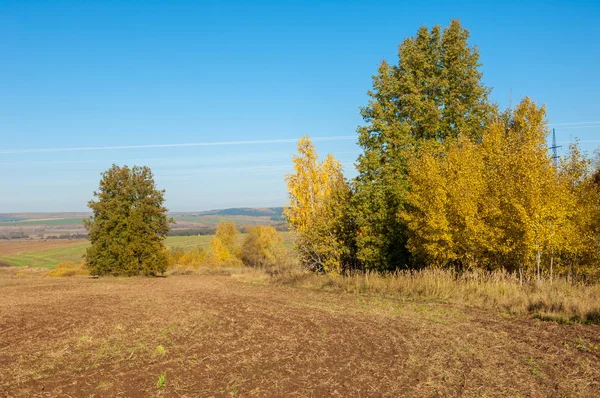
left=0, top=272, right=598, bottom=397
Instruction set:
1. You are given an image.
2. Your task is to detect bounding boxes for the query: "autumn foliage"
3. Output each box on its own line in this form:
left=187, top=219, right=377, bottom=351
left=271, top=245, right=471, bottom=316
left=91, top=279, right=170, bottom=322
left=285, top=21, right=600, bottom=282
left=284, top=137, right=353, bottom=274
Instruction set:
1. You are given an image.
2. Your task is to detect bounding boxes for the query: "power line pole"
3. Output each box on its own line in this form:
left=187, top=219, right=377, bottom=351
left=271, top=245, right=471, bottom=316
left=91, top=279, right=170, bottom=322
left=548, top=128, right=561, bottom=284
left=549, top=128, right=561, bottom=166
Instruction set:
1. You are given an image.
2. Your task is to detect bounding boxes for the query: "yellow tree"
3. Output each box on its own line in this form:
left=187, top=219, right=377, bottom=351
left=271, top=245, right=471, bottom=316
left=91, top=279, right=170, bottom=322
left=492, top=98, right=569, bottom=280
left=444, top=138, right=498, bottom=269
left=215, top=221, right=239, bottom=254
left=204, top=221, right=241, bottom=267
left=402, top=141, right=452, bottom=267
left=284, top=136, right=351, bottom=273
left=403, top=138, right=497, bottom=269
left=403, top=98, right=578, bottom=279
left=556, top=143, right=600, bottom=280
left=240, top=225, right=284, bottom=269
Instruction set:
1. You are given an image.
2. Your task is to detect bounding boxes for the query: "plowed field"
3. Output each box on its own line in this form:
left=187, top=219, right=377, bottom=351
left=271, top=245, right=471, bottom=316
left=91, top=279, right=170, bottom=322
left=1, top=271, right=599, bottom=397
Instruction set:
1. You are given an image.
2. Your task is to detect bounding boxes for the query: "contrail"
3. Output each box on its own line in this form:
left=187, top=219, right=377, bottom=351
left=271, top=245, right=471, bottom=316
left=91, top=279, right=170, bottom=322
left=555, top=125, right=600, bottom=130
left=0, top=135, right=356, bottom=154
left=550, top=121, right=600, bottom=126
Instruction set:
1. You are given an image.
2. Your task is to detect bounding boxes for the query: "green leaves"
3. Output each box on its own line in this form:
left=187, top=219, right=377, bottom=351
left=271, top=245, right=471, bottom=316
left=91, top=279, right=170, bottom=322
left=84, top=165, right=170, bottom=276
left=354, top=20, right=492, bottom=271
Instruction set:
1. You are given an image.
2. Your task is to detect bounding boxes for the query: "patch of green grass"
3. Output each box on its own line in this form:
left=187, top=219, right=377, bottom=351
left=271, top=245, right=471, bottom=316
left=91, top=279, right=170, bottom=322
left=156, top=372, right=167, bottom=389
left=160, top=324, right=178, bottom=335
left=154, top=345, right=166, bottom=356
left=576, top=336, right=599, bottom=352
left=0, top=242, right=90, bottom=268
left=164, top=235, right=213, bottom=251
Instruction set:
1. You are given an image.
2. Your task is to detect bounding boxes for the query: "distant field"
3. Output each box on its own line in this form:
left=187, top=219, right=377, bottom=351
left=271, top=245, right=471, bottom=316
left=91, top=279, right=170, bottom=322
left=0, top=209, right=283, bottom=228
left=173, top=215, right=278, bottom=226
left=0, top=215, right=277, bottom=227
left=0, top=240, right=89, bottom=268
left=0, top=236, right=215, bottom=268
left=0, top=218, right=85, bottom=226
left=164, top=235, right=214, bottom=250
left=0, top=234, right=292, bottom=268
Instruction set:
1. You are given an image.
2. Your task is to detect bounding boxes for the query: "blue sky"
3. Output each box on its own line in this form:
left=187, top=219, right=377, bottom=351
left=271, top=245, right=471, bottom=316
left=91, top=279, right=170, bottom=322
left=1, top=0, right=599, bottom=212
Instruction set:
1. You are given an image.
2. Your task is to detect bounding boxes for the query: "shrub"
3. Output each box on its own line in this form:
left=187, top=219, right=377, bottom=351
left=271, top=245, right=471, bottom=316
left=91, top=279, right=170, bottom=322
left=240, top=225, right=294, bottom=274
left=202, top=236, right=241, bottom=267
left=167, top=246, right=206, bottom=269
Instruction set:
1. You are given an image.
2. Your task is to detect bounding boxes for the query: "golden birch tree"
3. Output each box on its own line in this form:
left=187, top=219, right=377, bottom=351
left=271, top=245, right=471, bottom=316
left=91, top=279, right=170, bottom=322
left=284, top=136, right=352, bottom=273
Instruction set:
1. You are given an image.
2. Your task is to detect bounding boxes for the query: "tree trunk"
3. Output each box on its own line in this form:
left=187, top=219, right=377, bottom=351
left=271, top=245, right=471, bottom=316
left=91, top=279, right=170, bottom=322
left=519, top=266, right=523, bottom=286
left=550, top=247, right=554, bottom=285
left=536, top=250, right=541, bottom=281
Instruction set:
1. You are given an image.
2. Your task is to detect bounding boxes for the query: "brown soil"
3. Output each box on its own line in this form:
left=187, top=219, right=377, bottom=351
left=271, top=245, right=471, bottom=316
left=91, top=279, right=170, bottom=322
left=0, top=240, right=86, bottom=256
left=0, top=272, right=598, bottom=397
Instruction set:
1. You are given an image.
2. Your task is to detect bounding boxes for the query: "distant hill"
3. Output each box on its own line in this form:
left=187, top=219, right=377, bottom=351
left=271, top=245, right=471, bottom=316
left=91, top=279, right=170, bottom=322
left=171, top=207, right=284, bottom=221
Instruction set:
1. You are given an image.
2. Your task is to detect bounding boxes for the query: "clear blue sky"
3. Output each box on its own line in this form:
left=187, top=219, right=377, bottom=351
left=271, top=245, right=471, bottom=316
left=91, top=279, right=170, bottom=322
left=1, top=0, right=599, bottom=212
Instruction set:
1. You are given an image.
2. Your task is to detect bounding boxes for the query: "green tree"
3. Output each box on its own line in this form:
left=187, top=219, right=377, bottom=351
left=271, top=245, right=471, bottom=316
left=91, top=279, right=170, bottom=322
left=84, top=165, right=170, bottom=276
left=354, top=20, right=493, bottom=271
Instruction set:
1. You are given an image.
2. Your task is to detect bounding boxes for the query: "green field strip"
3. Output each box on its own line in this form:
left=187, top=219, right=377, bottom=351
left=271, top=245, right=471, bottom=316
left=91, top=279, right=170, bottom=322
left=0, top=232, right=291, bottom=268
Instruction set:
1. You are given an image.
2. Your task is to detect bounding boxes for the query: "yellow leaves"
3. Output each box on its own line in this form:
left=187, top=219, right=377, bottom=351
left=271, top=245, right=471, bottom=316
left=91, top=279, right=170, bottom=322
left=240, top=225, right=284, bottom=269
left=203, top=221, right=242, bottom=267
left=403, top=138, right=490, bottom=267
left=284, top=136, right=344, bottom=235
left=209, top=237, right=233, bottom=262
left=403, top=98, right=586, bottom=274
left=215, top=221, right=239, bottom=253
left=284, top=136, right=349, bottom=273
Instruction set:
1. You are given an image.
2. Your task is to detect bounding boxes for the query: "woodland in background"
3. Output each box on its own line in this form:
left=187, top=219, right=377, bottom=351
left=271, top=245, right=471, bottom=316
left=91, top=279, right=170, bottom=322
left=284, top=20, right=600, bottom=282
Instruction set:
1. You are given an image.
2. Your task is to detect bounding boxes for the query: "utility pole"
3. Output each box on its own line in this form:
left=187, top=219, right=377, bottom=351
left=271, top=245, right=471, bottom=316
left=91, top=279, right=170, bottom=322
left=550, top=128, right=561, bottom=166
left=548, top=128, right=562, bottom=283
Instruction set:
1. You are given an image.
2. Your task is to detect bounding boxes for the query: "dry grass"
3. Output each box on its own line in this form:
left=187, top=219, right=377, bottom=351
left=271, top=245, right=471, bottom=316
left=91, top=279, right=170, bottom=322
left=166, top=247, right=207, bottom=269
left=274, top=268, right=600, bottom=324
left=46, top=261, right=89, bottom=277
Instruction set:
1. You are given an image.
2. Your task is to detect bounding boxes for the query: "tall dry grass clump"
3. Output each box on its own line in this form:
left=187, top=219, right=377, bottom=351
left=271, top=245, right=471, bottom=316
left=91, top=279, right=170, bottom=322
left=274, top=268, right=600, bottom=324
left=46, top=261, right=89, bottom=277
left=167, top=247, right=207, bottom=269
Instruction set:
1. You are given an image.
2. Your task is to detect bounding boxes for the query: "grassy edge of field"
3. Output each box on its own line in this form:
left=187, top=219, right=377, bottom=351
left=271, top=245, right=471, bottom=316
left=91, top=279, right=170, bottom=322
left=264, top=268, right=600, bottom=325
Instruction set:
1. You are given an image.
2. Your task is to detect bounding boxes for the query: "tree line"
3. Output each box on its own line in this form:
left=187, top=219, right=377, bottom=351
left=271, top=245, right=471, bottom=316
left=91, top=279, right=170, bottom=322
left=284, top=20, right=600, bottom=281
